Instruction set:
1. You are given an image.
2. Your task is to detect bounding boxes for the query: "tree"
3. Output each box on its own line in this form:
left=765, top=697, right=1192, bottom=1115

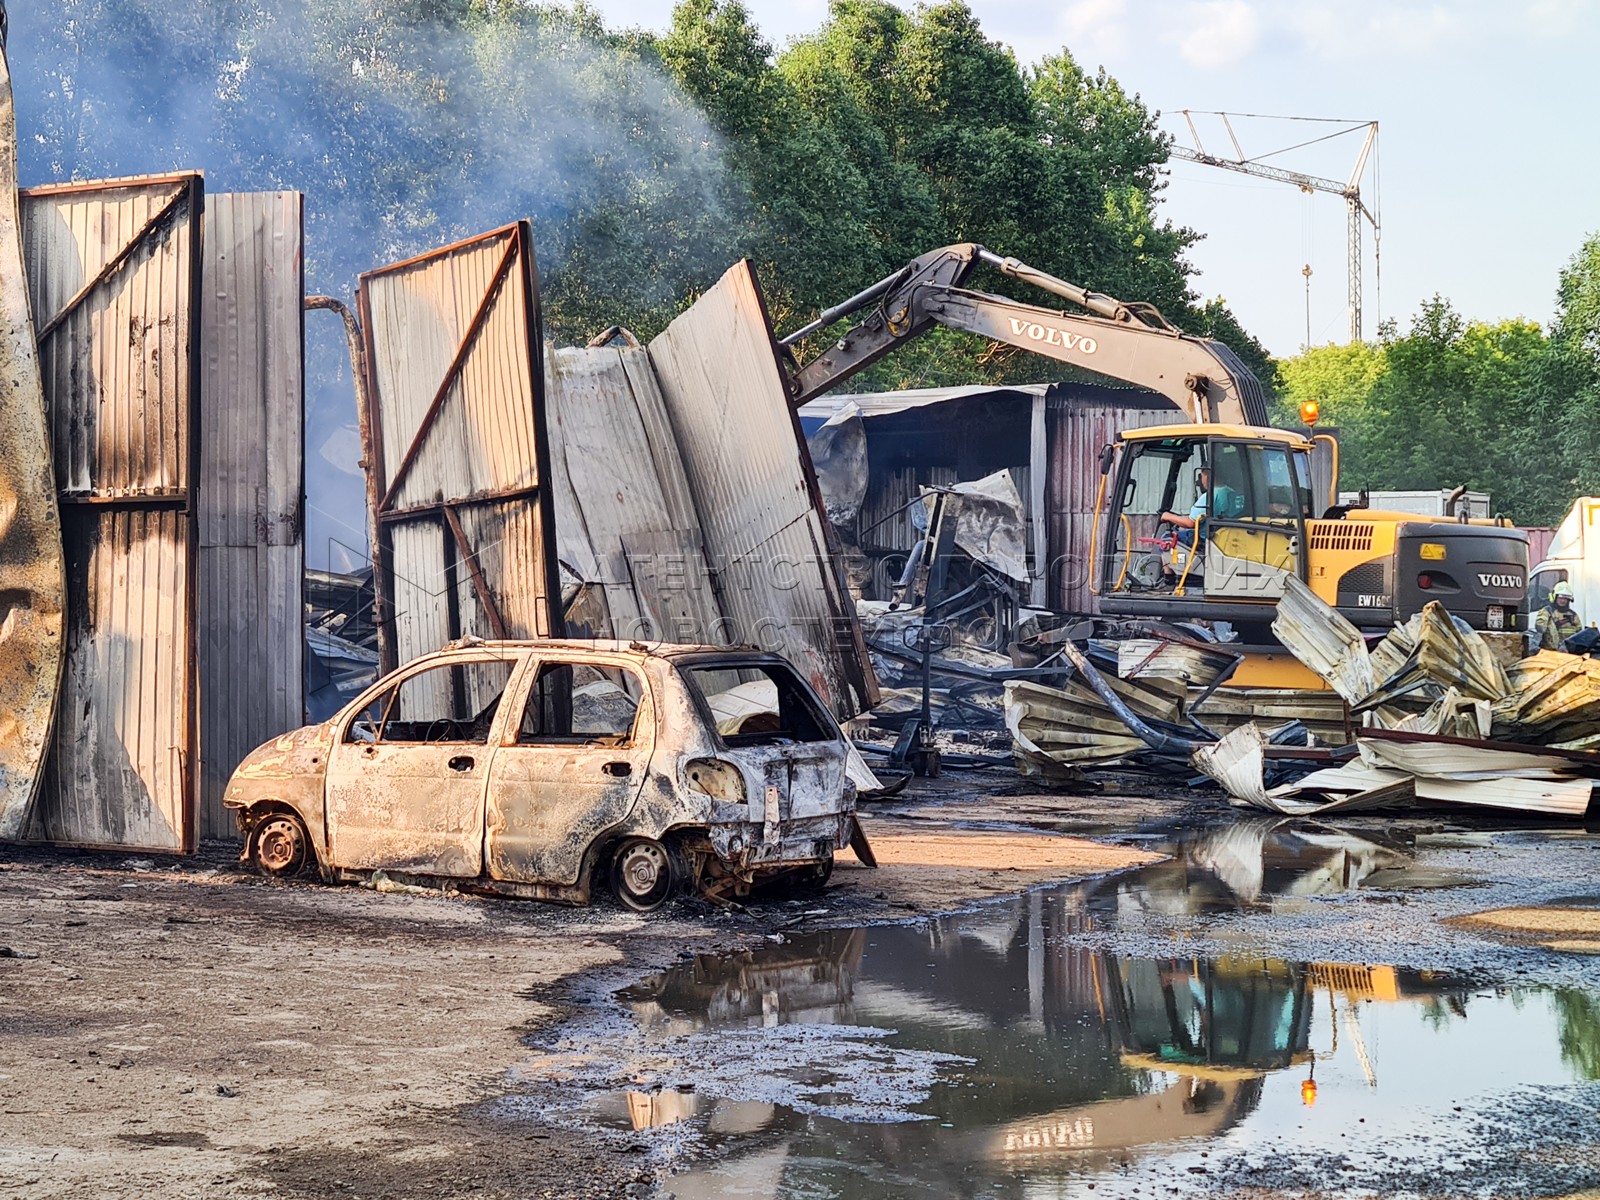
left=1276, top=297, right=1573, bottom=524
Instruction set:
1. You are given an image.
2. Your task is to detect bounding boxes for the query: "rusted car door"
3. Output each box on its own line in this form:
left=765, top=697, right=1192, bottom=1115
left=325, top=653, right=525, bottom=876
left=485, top=656, right=654, bottom=885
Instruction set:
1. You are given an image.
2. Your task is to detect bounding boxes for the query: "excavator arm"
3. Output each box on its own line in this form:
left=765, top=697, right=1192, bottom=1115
left=779, top=243, right=1270, bottom=425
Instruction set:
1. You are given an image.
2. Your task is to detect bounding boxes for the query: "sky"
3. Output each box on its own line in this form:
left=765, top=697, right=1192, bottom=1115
left=595, top=0, right=1599, bottom=357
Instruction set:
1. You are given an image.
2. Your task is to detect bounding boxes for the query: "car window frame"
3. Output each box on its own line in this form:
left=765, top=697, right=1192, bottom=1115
left=335, top=649, right=533, bottom=748
left=672, top=654, right=844, bottom=752
left=504, top=653, right=654, bottom=750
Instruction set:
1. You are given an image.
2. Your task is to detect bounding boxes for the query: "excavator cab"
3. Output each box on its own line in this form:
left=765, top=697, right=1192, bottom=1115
left=1098, top=425, right=1315, bottom=630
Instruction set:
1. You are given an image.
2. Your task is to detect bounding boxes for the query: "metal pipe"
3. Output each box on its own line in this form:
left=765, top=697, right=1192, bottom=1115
left=1057, top=639, right=1206, bottom=756
left=779, top=268, right=906, bottom=345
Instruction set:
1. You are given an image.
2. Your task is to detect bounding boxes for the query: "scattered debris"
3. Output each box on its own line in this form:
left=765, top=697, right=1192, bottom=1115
left=1197, top=577, right=1600, bottom=819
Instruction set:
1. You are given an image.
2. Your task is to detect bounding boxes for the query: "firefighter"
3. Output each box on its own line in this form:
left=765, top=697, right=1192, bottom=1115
left=1536, top=581, right=1583, bottom=651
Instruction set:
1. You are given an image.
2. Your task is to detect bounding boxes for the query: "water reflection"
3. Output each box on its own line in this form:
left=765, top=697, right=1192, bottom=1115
left=608, top=820, right=1600, bottom=1197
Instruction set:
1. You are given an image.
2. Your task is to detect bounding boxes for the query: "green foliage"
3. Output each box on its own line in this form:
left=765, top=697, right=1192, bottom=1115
left=14, top=0, right=1268, bottom=380
left=1276, top=258, right=1600, bottom=527
left=1556, top=988, right=1600, bottom=1081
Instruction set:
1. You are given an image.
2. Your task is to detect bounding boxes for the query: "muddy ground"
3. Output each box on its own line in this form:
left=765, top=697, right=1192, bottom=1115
left=0, top=774, right=1179, bottom=1200
left=7, top=771, right=1596, bottom=1200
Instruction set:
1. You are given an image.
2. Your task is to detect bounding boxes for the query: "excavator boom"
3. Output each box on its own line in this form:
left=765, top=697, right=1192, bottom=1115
left=781, top=243, right=1270, bottom=425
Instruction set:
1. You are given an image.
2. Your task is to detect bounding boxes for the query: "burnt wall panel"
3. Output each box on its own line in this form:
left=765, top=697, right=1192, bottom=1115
left=359, top=222, right=559, bottom=670
left=197, top=192, right=305, bottom=840
left=646, top=262, right=876, bottom=717
left=21, top=174, right=201, bottom=851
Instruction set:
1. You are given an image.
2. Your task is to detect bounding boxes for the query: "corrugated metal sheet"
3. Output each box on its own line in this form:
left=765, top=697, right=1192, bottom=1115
left=197, top=192, right=305, bottom=841
left=1044, top=390, right=1177, bottom=614
left=545, top=344, right=720, bottom=641
left=857, top=464, right=959, bottom=554
left=0, top=42, right=64, bottom=840
left=798, top=383, right=1051, bottom=423
left=646, top=262, right=876, bottom=716
left=21, top=173, right=201, bottom=851
left=1524, top=526, right=1557, bottom=568
left=358, top=222, right=560, bottom=670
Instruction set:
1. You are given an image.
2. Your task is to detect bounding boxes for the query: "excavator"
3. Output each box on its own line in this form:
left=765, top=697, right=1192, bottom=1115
left=779, top=243, right=1529, bottom=688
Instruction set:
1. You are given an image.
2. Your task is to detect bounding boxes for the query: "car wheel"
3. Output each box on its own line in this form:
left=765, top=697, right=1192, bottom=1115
left=800, top=856, right=834, bottom=890
left=251, top=812, right=310, bottom=878
left=610, top=837, right=679, bottom=912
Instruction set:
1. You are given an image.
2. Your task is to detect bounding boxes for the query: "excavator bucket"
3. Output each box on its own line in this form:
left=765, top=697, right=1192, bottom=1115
left=0, top=14, right=66, bottom=839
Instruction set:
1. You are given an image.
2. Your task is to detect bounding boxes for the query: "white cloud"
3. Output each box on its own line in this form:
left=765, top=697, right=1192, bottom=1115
left=1056, top=0, right=1133, bottom=64
left=1286, top=3, right=1463, bottom=60
left=1522, top=0, right=1593, bottom=36
left=1176, top=0, right=1262, bottom=68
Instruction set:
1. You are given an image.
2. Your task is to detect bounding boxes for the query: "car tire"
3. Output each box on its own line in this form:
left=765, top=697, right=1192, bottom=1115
left=609, top=837, right=680, bottom=912
left=250, top=812, right=311, bottom=878
left=800, top=855, right=834, bottom=890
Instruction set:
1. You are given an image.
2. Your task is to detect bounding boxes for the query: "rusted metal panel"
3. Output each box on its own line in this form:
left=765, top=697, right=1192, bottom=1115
left=546, top=343, right=725, bottom=642
left=1044, top=387, right=1177, bottom=614
left=198, top=192, right=305, bottom=840
left=20, top=173, right=201, bottom=851
left=358, top=222, right=560, bottom=671
left=0, top=35, right=64, bottom=839
left=646, top=262, right=876, bottom=716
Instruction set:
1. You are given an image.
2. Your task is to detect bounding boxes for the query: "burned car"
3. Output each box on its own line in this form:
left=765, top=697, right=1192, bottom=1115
left=224, top=639, right=859, bottom=910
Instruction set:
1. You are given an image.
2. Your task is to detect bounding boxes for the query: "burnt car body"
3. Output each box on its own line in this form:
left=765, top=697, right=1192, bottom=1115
left=224, top=639, right=858, bottom=909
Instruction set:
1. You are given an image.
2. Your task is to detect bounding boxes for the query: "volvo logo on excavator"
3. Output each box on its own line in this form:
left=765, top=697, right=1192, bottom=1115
left=1477, top=572, right=1523, bottom=590
left=1007, top=317, right=1098, bottom=355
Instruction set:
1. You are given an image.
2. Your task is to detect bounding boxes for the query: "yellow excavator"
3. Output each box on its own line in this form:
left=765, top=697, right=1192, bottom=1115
left=781, top=243, right=1528, bottom=687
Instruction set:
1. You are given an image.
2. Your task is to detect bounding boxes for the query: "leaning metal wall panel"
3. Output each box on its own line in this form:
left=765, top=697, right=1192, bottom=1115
left=358, top=222, right=560, bottom=671
left=22, top=175, right=202, bottom=850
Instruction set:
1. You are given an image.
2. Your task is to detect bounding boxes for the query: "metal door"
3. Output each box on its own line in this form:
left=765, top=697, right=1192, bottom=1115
left=22, top=173, right=202, bottom=851
left=357, top=222, right=561, bottom=675
left=484, top=656, right=653, bottom=886
left=324, top=653, right=521, bottom=876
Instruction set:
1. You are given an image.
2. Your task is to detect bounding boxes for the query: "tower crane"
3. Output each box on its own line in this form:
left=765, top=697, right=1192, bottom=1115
left=1168, top=112, right=1379, bottom=344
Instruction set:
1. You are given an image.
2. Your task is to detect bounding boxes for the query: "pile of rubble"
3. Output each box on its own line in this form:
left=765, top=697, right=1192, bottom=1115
left=1193, top=577, right=1600, bottom=819
left=1003, top=630, right=1348, bottom=783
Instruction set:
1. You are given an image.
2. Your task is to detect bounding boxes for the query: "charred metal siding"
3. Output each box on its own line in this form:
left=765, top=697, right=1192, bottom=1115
left=198, top=192, right=305, bottom=840
left=21, top=174, right=202, bottom=851
left=1045, top=390, right=1176, bottom=616
left=545, top=344, right=722, bottom=642
left=358, top=222, right=560, bottom=671
left=646, top=262, right=875, bottom=716
left=0, top=43, right=64, bottom=840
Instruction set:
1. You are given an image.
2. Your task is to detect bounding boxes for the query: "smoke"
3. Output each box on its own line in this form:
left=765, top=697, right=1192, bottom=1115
left=11, top=0, right=741, bottom=568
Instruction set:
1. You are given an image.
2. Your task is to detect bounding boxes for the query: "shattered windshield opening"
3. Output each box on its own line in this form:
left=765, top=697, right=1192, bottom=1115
left=683, top=662, right=837, bottom=747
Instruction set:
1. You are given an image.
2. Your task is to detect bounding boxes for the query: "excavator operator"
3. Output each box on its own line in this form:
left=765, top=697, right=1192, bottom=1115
left=1161, top=467, right=1242, bottom=548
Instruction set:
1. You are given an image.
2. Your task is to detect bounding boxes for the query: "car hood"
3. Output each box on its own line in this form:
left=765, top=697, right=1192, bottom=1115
left=228, top=721, right=335, bottom=788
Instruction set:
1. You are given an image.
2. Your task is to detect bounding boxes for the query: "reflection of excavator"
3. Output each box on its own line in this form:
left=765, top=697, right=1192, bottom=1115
left=781, top=244, right=1529, bottom=686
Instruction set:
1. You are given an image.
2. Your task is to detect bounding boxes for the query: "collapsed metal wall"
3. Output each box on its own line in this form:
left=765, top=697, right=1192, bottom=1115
left=359, top=222, right=560, bottom=673
left=197, top=192, right=305, bottom=840
left=546, top=268, right=878, bottom=719
left=546, top=342, right=724, bottom=642
left=641, top=262, right=875, bottom=716
left=22, top=174, right=202, bottom=851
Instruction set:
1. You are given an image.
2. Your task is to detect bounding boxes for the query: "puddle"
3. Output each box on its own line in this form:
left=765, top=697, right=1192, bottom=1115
left=588, top=821, right=1600, bottom=1197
